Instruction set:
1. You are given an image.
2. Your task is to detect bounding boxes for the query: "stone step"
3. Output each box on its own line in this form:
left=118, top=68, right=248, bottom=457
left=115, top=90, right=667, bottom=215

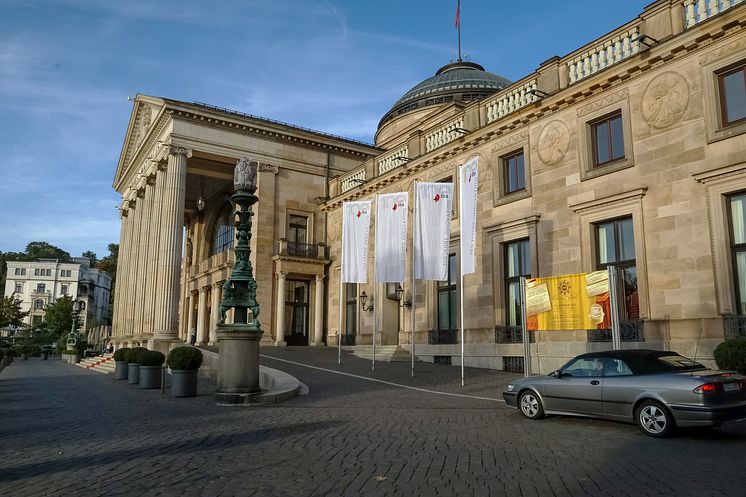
left=346, top=345, right=411, bottom=362
left=77, top=354, right=115, bottom=374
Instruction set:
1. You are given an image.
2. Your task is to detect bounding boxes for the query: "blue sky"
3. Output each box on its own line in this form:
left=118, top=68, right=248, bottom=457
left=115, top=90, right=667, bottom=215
left=0, top=0, right=649, bottom=259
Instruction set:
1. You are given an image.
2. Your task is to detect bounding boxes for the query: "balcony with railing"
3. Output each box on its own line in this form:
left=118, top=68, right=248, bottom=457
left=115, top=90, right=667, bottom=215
left=586, top=320, right=644, bottom=342
left=377, top=145, right=409, bottom=175
left=188, top=250, right=234, bottom=279
left=495, top=325, right=535, bottom=344
left=277, top=239, right=328, bottom=260
left=339, top=168, right=366, bottom=193
left=424, top=117, right=465, bottom=153
left=485, top=79, right=539, bottom=124
left=684, top=0, right=743, bottom=28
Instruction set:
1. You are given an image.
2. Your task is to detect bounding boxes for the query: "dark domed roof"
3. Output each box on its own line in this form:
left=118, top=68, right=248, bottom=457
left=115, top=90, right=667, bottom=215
left=378, top=61, right=511, bottom=130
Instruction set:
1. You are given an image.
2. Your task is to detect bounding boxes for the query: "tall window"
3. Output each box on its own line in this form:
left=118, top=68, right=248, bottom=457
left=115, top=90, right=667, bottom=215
left=591, top=111, right=625, bottom=167
left=14, top=283, right=22, bottom=293
left=287, top=215, right=308, bottom=256
left=36, top=283, right=46, bottom=293
left=502, top=150, right=525, bottom=195
left=61, top=284, right=68, bottom=295
left=729, top=193, right=746, bottom=314
left=45, top=269, right=51, bottom=276
left=34, top=299, right=44, bottom=310
left=437, top=254, right=458, bottom=330
left=211, top=203, right=234, bottom=255
left=34, top=269, right=40, bottom=276
left=596, top=217, right=638, bottom=320
left=719, top=64, right=746, bottom=126
left=345, top=283, right=357, bottom=335
left=504, top=239, right=531, bottom=326
left=14, top=268, right=20, bottom=275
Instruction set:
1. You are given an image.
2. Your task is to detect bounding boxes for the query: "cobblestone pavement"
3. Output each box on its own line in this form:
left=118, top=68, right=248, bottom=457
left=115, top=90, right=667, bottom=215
left=1, top=350, right=745, bottom=497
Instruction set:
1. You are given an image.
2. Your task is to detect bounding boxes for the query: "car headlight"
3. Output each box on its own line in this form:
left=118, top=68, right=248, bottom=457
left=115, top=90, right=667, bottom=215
left=506, top=384, right=515, bottom=392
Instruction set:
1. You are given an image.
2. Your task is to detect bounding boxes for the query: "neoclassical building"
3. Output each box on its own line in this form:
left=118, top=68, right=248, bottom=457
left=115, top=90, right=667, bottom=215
left=113, top=0, right=746, bottom=372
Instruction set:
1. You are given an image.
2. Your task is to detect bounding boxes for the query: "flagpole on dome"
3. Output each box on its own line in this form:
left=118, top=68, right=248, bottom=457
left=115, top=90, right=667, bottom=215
left=455, top=0, right=462, bottom=62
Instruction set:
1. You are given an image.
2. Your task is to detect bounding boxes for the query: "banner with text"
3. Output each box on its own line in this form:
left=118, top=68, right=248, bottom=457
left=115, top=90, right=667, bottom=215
left=459, top=157, right=478, bottom=275
left=375, top=192, right=408, bottom=283
left=526, top=271, right=611, bottom=331
left=341, top=200, right=371, bottom=283
left=414, top=182, right=453, bottom=281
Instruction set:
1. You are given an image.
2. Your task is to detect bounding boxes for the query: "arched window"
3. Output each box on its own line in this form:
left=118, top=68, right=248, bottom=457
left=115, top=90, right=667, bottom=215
left=211, top=203, right=234, bottom=255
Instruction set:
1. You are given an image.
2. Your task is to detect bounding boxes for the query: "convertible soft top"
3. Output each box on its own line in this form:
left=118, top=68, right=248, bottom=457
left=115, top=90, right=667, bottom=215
left=575, top=349, right=706, bottom=374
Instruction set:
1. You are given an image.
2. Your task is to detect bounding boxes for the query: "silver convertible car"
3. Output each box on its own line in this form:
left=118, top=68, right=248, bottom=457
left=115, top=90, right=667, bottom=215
left=503, top=349, right=746, bottom=437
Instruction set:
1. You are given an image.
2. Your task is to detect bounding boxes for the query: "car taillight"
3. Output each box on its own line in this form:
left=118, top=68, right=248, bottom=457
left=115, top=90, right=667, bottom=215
left=693, top=383, right=717, bottom=394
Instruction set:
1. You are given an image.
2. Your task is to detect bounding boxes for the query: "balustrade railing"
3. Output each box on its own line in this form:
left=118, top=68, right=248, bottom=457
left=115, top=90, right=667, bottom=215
left=340, top=334, right=357, bottom=346
left=485, top=79, right=538, bottom=124
left=684, top=0, right=742, bottom=29
left=568, top=26, right=640, bottom=84
left=587, top=320, right=644, bottom=342
left=377, top=145, right=409, bottom=175
left=495, top=325, right=535, bottom=344
left=283, top=241, right=326, bottom=259
left=340, top=168, right=366, bottom=193
left=723, top=315, right=746, bottom=338
left=425, top=118, right=465, bottom=153
left=427, top=329, right=458, bottom=345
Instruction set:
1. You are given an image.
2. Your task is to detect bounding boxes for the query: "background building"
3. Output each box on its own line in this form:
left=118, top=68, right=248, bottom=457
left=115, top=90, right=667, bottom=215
left=112, top=0, right=746, bottom=371
left=4, top=257, right=112, bottom=331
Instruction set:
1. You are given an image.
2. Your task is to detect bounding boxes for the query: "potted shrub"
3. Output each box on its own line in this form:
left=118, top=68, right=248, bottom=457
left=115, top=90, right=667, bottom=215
left=113, top=347, right=130, bottom=380
left=61, top=348, right=80, bottom=364
left=714, top=338, right=746, bottom=374
left=20, top=345, right=32, bottom=361
left=167, top=346, right=203, bottom=397
left=126, top=347, right=148, bottom=384
left=138, top=350, right=166, bottom=389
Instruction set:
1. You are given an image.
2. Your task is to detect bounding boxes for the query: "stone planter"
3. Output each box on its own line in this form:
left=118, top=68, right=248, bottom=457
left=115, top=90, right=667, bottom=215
left=114, top=361, right=129, bottom=380
left=127, top=363, right=140, bottom=384
left=171, top=370, right=198, bottom=397
left=139, top=366, right=163, bottom=389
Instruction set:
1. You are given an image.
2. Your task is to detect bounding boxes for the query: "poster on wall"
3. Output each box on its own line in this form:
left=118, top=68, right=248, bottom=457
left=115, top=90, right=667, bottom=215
left=526, top=272, right=611, bottom=331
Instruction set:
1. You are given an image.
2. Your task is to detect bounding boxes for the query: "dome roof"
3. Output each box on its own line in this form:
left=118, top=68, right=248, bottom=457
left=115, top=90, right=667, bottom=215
left=378, top=61, right=511, bottom=130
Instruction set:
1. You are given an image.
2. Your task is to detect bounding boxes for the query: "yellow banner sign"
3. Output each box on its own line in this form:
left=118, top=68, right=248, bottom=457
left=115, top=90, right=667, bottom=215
left=526, top=272, right=610, bottom=331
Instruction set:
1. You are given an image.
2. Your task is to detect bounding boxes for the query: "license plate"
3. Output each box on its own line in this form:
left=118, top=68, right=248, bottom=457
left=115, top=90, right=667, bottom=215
left=724, top=382, right=742, bottom=392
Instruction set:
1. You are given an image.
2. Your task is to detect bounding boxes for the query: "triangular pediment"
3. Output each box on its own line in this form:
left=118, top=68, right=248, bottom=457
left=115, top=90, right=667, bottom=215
left=113, top=95, right=164, bottom=190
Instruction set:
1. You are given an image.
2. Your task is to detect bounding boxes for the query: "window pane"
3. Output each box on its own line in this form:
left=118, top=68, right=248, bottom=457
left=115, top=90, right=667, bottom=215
left=619, top=218, right=636, bottom=261
left=731, top=195, right=746, bottom=244
left=520, top=239, right=530, bottom=275
left=507, top=281, right=520, bottom=326
left=723, top=69, right=746, bottom=124
left=506, top=243, right=519, bottom=277
left=516, top=153, right=525, bottom=191
left=597, top=222, right=616, bottom=264
left=594, top=121, right=610, bottom=165
left=449, top=254, right=457, bottom=284
left=623, top=266, right=639, bottom=320
left=610, top=115, right=625, bottom=160
left=438, top=291, right=450, bottom=329
left=735, top=253, right=746, bottom=314
left=450, top=289, right=458, bottom=329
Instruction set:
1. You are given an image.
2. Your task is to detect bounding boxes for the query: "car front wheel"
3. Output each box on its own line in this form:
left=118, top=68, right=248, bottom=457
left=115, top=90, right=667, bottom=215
left=636, top=400, right=674, bottom=437
left=518, top=390, right=545, bottom=420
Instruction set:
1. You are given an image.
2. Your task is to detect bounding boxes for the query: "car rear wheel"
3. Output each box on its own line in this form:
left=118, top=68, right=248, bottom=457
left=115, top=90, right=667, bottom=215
left=519, top=390, right=545, bottom=420
left=636, top=400, right=674, bottom=437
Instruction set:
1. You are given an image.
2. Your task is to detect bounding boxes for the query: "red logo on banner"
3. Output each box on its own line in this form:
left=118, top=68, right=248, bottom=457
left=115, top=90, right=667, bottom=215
left=357, top=211, right=361, bottom=218
left=433, top=194, right=441, bottom=202
left=392, top=203, right=398, bottom=211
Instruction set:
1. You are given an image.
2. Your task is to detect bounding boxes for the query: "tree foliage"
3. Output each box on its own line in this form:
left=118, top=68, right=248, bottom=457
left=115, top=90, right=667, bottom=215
left=0, top=295, right=29, bottom=328
left=82, top=250, right=97, bottom=267
left=25, top=242, right=71, bottom=261
left=42, top=295, right=81, bottom=338
left=97, top=244, right=118, bottom=281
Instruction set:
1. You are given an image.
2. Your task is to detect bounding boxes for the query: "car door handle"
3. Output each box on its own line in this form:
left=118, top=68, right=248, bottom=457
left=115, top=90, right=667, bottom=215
left=590, top=380, right=600, bottom=386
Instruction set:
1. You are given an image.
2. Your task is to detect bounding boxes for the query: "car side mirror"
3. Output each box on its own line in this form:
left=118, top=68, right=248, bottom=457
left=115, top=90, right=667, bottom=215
left=550, top=369, right=563, bottom=378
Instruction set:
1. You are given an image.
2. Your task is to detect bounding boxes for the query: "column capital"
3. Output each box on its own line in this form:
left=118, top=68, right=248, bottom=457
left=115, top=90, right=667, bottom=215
left=169, top=146, right=193, bottom=159
left=276, top=271, right=287, bottom=280
left=212, top=281, right=224, bottom=289
left=259, top=163, right=279, bottom=174
left=315, top=274, right=325, bottom=283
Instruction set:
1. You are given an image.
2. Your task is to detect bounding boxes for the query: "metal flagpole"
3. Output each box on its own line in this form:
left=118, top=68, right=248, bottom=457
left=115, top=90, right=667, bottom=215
left=459, top=165, right=465, bottom=387
left=338, top=215, right=345, bottom=365
left=520, top=276, right=531, bottom=378
left=608, top=266, right=621, bottom=350
left=411, top=180, right=418, bottom=378
left=372, top=195, right=378, bottom=372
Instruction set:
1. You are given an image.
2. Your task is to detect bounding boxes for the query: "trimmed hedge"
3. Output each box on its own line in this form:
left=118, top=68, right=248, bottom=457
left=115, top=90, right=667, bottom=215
left=61, top=349, right=79, bottom=355
left=167, top=346, right=203, bottom=371
left=125, top=347, right=148, bottom=364
left=714, top=338, right=746, bottom=374
left=113, top=347, right=130, bottom=362
left=139, top=350, right=165, bottom=367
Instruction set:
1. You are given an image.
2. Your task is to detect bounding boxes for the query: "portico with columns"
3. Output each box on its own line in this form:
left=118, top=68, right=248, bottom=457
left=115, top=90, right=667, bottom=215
left=111, top=96, right=379, bottom=352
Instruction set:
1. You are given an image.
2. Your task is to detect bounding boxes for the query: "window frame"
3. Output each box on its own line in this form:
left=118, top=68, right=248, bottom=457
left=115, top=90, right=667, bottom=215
left=211, top=203, right=235, bottom=256
left=503, top=239, right=531, bottom=327
left=344, top=283, right=357, bottom=335
left=594, top=216, right=639, bottom=321
left=590, top=111, right=625, bottom=168
left=727, top=192, right=746, bottom=315
left=718, top=63, right=746, bottom=128
left=502, top=149, right=526, bottom=196
left=436, top=253, right=458, bottom=330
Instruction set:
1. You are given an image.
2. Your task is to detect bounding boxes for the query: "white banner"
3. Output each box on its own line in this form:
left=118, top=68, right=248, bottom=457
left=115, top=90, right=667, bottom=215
left=459, top=157, right=478, bottom=275
left=414, top=182, right=453, bottom=281
left=341, top=201, right=371, bottom=283
left=375, top=192, right=408, bottom=283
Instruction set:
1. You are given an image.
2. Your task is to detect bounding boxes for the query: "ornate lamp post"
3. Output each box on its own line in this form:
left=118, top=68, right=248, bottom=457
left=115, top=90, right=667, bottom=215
left=214, top=157, right=265, bottom=404
left=67, top=300, right=86, bottom=351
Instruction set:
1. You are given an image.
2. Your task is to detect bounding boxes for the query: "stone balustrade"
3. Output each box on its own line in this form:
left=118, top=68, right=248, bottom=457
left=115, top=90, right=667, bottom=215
left=340, top=168, right=366, bottom=193
left=567, top=26, right=640, bottom=84
left=485, top=79, right=538, bottom=124
left=377, top=145, right=409, bottom=175
left=684, top=0, right=742, bottom=28
left=425, top=117, right=465, bottom=153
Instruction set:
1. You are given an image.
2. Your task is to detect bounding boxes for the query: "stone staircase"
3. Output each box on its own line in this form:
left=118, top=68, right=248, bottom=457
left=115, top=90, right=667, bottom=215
left=345, top=345, right=411, bottom=362
left=75, top=353, right=115, bottom=374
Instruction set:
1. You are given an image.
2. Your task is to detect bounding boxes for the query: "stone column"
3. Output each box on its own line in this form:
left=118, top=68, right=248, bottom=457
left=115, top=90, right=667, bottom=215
left=209, top=282, right=222, bottom=345
left=186, top=291, right=196, bottom=343
left=152, top=146, right=190, bottom=351
left=312, top=275, right=324, bottom=346
left=143, top=160, right=164, bottom=335
left=195, top=287, right=208, bottom=345
left=275, top=271, right=287, bottom=346
left=125, top=193, right=144, bottom=340
left=133, top=173, right=151, bottom=341
left=111, top=205, right=130, bottom=339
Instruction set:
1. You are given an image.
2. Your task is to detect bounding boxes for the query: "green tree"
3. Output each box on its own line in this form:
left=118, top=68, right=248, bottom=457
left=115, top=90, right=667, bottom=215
left=0, top=295, right=29, bottom=328
left=82, top=250, right=97, bottom=267
left=97, top=244, right=118, bottom=281
left=43, top=295, right=81, bottom=338
left=25, top=242, right=71, bottom=261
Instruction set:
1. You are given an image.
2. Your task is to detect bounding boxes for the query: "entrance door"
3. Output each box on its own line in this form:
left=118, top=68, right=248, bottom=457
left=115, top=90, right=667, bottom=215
left=284, top=281, right=309, bottom=345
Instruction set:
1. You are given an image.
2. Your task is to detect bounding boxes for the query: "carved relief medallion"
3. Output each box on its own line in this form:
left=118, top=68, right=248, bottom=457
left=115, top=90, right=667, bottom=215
left=642, top=72, right=689, bottom=129
left=328, top=211, right=341, bottom=242
left=537, top=121, right=570, bottom=166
